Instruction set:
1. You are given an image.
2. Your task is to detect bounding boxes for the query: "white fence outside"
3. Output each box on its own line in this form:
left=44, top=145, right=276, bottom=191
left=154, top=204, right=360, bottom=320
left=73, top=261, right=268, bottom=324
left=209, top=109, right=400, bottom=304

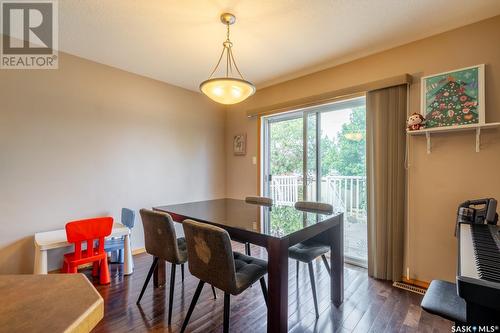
left=270, top=175, right=301, bottom=206
left=270, top=174, right=368, bottom=263
left=270, top=175, right=367, bottom=217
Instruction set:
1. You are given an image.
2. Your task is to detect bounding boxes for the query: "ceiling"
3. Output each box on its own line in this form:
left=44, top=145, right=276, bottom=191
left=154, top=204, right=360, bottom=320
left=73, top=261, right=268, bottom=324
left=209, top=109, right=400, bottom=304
left=59, top=0, right=500, bottom=92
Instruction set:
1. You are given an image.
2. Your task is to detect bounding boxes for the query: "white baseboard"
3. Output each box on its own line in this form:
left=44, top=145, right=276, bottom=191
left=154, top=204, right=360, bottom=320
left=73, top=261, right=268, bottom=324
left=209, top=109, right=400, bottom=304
left=132, top=247, right=146, bottom=255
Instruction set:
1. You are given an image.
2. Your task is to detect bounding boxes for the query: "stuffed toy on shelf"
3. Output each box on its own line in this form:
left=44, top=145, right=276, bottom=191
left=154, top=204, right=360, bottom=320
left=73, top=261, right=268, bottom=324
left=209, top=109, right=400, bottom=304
left=407, top=113, right=426, bottom=131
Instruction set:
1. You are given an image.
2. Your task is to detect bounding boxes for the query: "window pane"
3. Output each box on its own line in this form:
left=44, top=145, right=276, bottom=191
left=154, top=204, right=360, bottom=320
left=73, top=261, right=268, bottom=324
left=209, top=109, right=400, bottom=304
left=269, top=116, right=303, bottom=204
left=264, top=96, right=367, bottom=267
left=319, top=99, right=367, bottom=264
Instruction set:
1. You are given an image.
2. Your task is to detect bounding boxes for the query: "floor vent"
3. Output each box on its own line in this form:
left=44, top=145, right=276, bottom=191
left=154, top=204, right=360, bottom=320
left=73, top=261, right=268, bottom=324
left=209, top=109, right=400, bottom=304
left=392, top=281, right=426, bottom=295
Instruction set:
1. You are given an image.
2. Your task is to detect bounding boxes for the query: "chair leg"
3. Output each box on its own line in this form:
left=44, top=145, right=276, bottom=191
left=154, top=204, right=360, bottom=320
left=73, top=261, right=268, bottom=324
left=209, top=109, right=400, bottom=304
left=119, top=249, right=124, bottom=264
left=259, top=277, right=268, bottom=308
left=100, top=256, right=111, bottom=285
left=62, top=261, right=68, bottom=273
left=136, top=257, right=158, bottom=305
left=92, top=261, right=99, bottom=277
left=110, top=250, right=118, bottom=263
left=245, top=243, right=251, bottom=256
left=211, top=285, right=217, bottom=299
left=223, top=293, right=231, bottom=333
left=69, top=264, right=78, bottom=274
left=181, top=263, right=185, bottom=282
left=296, top=260, right=300, bottom=282
left=307, top=262, right=319, bottom=318
left=168, top=263, right=176, bottom=325
left=181, top=280, right=205, bottom=333
left=321, top=254, right=331, bottom=277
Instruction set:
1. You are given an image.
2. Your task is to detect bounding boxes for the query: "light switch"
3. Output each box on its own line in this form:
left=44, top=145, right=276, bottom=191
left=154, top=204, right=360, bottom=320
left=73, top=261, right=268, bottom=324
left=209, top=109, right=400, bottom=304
left=252, top=156, right=257, bottom=165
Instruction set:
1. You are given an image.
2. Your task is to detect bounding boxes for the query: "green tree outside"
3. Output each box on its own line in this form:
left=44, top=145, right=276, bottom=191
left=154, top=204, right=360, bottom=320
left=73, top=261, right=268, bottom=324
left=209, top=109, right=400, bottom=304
left=328, top=106, right=366, bottom=176
left=269, top=106, right=366, bottom=177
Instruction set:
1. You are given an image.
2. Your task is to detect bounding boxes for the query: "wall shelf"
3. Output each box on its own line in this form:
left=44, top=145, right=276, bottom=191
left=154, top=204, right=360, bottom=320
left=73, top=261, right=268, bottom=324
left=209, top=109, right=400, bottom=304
left=406, top=122, right=500, bottom=153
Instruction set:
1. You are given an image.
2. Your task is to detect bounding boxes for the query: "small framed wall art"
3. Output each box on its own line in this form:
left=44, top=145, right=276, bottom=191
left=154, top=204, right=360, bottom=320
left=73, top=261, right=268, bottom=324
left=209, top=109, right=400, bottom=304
left=421, top=64, right=485, bottom=128
left=233, top=133, right=246, bottom=155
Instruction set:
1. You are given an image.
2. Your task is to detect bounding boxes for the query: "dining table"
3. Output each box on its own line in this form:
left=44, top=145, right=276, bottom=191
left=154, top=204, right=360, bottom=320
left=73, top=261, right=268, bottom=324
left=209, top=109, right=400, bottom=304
left=154, top=198, right=344, bottom=333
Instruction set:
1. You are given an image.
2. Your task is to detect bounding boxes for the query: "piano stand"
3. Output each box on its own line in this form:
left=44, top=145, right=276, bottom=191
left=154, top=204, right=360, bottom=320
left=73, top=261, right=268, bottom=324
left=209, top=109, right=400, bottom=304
left=466, top=302, right=500, bottom=325
left=421, top=280, right=466, bottom=325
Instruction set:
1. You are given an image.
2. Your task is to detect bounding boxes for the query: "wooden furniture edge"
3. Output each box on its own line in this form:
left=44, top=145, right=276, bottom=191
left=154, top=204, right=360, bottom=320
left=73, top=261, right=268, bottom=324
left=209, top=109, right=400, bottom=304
left=65, top=275, right=104, bottom=333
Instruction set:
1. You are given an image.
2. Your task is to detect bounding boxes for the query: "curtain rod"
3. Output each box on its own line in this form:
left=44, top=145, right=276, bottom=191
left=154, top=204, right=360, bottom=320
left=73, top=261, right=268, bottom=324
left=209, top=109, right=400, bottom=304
left=247, top=74, right=412, bottom=118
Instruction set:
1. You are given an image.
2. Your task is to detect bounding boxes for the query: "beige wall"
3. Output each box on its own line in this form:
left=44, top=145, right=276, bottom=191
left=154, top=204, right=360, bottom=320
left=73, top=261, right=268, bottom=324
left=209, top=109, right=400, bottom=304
left=0, top=52, right=225, bottom=273
left=225, top=16, right=500, bottom=282
left=1, top=16, right=499, bottom=281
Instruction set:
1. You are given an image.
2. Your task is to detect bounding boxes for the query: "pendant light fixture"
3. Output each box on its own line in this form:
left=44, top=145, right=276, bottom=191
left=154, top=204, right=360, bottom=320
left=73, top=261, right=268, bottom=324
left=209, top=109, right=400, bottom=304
left=200, top=13, right=255, bottom=105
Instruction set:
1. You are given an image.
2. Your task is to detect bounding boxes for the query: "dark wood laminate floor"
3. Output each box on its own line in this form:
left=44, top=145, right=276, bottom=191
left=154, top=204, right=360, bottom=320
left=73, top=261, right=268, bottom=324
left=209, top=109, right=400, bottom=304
left=85, top=243, right=453, bottom=332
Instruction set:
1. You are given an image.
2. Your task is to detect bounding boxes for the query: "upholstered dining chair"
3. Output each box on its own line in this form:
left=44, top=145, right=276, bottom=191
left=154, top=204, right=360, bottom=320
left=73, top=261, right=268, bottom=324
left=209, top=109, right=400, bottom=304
left=180, top=220, right=268, bottom=333
left=289, top=201, right=333, bottom=318
left=136, top=209, right=216, bottom=325
left=243, top=196, right=273, bottom=255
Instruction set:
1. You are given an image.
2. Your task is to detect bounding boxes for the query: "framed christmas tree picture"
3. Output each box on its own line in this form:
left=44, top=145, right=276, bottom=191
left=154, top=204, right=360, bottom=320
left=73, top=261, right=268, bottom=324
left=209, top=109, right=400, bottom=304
left=421, top=64, right=485, bottom=128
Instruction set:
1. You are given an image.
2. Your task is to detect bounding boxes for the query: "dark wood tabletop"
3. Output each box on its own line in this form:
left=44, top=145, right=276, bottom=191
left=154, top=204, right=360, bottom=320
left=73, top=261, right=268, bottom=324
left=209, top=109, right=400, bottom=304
left=154, top=198, right=344, bottom=333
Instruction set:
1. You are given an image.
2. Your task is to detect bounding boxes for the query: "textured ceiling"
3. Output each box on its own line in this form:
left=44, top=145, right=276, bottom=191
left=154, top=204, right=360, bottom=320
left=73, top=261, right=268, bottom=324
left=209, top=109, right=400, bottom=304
left=58, top=0, right=500, bottom=91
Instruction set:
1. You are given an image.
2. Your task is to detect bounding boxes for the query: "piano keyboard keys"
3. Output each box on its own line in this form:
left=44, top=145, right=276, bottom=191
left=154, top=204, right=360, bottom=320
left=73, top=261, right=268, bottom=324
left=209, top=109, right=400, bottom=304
left=471, top=224, right=500, bottom=283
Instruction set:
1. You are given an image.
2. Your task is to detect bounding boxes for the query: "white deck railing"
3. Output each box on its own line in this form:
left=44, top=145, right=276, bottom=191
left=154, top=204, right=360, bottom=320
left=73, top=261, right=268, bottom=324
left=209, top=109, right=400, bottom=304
left=270, top=175, right=367, bottom=218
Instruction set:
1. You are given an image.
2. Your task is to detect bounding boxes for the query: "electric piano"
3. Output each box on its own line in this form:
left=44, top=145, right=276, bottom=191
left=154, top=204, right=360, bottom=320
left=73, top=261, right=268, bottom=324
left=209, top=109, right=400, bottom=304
left=457, top=222, right=500, bottom=323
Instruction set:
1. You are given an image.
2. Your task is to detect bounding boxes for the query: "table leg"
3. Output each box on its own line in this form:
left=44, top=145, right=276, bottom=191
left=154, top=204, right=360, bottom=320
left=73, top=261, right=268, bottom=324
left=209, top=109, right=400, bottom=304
left=154, top=260, right=166, bottom=287
left=123, top=234, right=134, bottom=275
left=266, top=238, right=289, bottom=333
left=330, top=214, right=344, bottom=306
left=34, top=247, right=48, bottom=274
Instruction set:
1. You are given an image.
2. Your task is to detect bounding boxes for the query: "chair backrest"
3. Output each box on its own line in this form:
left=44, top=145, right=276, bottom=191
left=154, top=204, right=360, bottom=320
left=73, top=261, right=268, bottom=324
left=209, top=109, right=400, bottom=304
left=121, top=208, right=135, bottom=229
left=140, top=209, right=182, bottom=263
left=65, top=217, right=113, bottom=260
left=245, top=196, right=273, bottom=206
left=294, top=201, right=333, bottom=214
left=182, top=219, right=237, bottom=293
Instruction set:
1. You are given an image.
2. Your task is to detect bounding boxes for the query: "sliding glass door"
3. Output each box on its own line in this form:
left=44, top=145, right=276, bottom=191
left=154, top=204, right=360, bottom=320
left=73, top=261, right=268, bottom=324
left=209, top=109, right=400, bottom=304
left=262, top=96, right=367, bottom=265
left=263, top=112, right=304, bottom=204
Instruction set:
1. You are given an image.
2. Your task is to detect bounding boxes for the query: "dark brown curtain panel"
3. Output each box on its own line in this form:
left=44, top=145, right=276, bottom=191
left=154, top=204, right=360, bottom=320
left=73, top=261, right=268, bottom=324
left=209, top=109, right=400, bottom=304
left=366, top=84, right=407, bottom=281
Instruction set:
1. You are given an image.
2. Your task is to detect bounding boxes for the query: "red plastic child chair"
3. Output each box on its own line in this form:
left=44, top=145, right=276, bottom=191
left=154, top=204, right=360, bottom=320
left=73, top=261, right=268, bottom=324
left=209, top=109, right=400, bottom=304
left=62, top=217, right=113, bottom=285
